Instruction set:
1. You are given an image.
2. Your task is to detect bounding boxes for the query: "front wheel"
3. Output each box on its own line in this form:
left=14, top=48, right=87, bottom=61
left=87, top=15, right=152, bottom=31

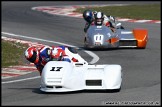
left=120, top=26, right=125, bottom=29
left=67, top=47, right=78, bottom=54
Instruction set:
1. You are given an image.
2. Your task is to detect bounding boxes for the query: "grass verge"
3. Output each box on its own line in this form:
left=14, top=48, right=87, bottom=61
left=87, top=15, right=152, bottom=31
left=2, top=40, right=28, bottom=68
left=75, top=4, right=160, bottom=20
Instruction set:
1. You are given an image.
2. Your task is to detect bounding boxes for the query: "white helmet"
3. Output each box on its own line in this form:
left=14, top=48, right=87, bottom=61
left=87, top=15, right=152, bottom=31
left=94, top=12, right=104, bottom=25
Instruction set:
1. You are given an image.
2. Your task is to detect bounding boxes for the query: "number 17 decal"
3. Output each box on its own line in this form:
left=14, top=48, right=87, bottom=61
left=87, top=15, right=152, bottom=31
left=50, top=67, right=63, bottom=71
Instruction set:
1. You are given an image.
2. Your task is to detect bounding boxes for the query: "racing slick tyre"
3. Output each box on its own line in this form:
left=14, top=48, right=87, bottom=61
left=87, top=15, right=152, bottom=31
left=120, top=26, right=125, bottom=29
left=117, top=26, right=124, bottom=29
left=84, top=37, right=88, bottom=49
left=68, top=47, right=78, bottom=54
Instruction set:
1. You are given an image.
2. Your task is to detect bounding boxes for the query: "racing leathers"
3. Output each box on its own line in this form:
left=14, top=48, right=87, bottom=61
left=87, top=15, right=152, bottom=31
left=84, top=12, right=116, bottom=32
left=103, top=15, right=116, bottom=32
left=34, top=46, right=78, bottom=75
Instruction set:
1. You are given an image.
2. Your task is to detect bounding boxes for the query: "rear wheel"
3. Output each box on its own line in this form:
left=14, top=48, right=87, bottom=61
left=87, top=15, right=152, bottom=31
left=84, top=37, right=87, bottom=47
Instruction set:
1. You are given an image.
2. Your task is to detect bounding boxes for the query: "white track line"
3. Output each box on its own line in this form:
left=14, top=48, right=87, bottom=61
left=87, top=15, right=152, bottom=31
left=2, top=76, right=40, bottom=84
left=2, top=32, right=99, bottom=64
left=2, top=31, right=99, bottom=84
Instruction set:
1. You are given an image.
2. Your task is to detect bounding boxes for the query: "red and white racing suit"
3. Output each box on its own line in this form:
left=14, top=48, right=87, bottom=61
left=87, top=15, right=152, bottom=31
left=34, top=46, right=78, bottom=75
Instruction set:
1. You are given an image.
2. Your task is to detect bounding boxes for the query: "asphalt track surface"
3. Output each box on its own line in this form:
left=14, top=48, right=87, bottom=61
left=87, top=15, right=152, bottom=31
left=2, top=1, right=161, bottom=106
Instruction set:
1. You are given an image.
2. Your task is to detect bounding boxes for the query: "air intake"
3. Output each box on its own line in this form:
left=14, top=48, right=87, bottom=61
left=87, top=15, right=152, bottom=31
left=86, top=80, right=102, bottom=86
left=119, top=40, right=137, bottom=47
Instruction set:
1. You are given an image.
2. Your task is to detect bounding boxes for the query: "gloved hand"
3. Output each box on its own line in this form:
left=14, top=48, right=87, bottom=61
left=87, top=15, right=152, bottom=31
left=51, top=48, right=58, bottom=57
left=62, top=56, right=71, bottom=63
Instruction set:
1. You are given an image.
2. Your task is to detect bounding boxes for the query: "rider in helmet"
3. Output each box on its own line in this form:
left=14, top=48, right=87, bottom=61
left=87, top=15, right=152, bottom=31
left=83, top=10, right=94, bottom=32
left=94, top=11, right=116, bottom=32
left=50, top=46, right=78, bottom=63
left=25, top=46, right=48, bottom=74
left=83, top=10, right=93, bottom=24
left=83, top=10, right=117, bottom=32
left=25, top=45, right=78, bottom=75
left=94, top=11, right=104, bottom=25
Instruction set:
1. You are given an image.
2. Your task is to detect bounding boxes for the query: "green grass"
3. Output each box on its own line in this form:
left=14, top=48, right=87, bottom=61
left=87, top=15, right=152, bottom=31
left=2, top=40, right=28, bottom=67
left=75, top=4, right=160, bottom=20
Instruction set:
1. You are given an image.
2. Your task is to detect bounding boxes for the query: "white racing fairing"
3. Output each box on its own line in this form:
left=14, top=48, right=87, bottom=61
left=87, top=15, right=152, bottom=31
left=40, top=61, right=122, bottom=92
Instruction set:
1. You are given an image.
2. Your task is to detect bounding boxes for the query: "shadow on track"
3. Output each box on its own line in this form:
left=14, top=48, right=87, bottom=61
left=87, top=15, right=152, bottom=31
left=8, top=87, right=121, bottom=95
left=77, top=46, right=145, bottom=52
left=33, top=89, right=121, bottom=94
